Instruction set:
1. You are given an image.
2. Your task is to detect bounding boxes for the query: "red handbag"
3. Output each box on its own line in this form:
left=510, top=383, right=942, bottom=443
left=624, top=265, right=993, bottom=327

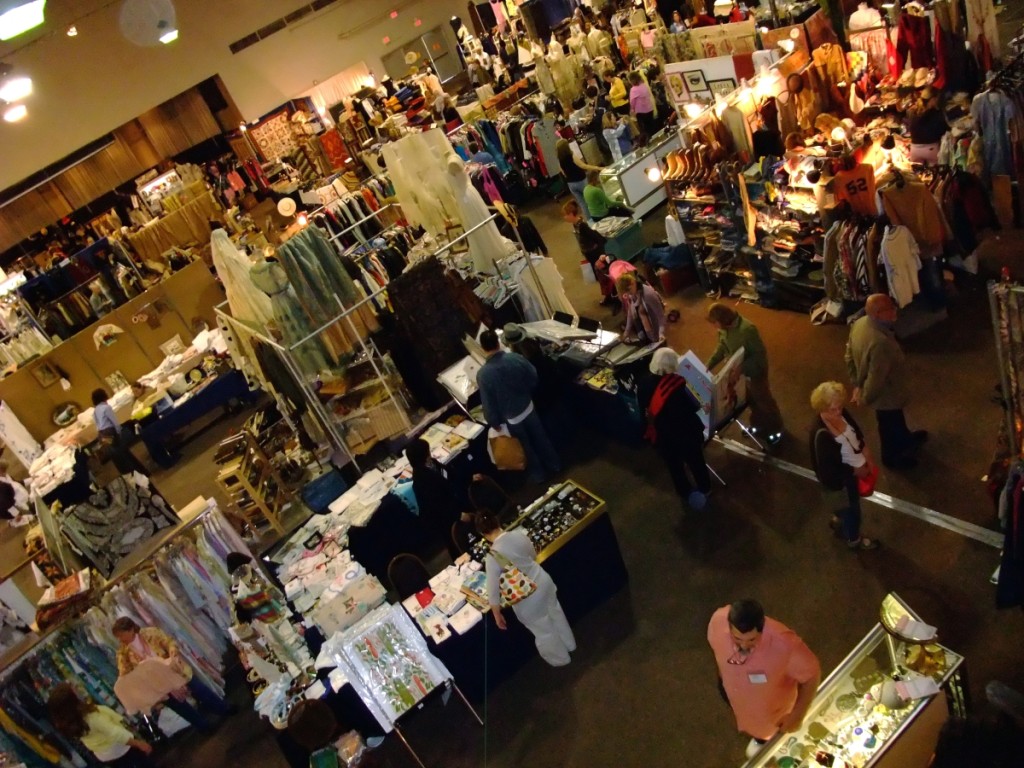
left=857, top=464, right=880, bottom=497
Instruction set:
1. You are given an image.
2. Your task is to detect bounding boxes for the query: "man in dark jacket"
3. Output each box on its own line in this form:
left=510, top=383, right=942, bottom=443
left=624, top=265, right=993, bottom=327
left=476, top=329, right=561, bottom=483
left=638, top=348, right=711, bottom=509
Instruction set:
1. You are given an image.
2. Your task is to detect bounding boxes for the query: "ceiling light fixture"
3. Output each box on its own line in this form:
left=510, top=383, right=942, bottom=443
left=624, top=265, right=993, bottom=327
left=0, top=75, right=32, bottom=103
left=66, top=24, right=77, bottom=36
left=158, top=27, right=177, bottom=44
left=0, top=0, right=46, bottom=42
left=3, top=103, right=27, bottom=122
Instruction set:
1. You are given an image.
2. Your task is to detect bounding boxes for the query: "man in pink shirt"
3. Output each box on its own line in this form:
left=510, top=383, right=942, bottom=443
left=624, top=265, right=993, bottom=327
left=707, top=599, right=821, bottom=760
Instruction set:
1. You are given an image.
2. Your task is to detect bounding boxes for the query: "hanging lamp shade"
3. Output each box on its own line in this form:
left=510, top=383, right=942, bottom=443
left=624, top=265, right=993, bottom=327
left=118, top=0, right=177, bottom=47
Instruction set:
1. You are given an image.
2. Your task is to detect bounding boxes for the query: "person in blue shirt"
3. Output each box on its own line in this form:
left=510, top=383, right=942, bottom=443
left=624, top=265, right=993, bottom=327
left=475, top=330, right=561, bottom=484
left=468, top=141, right=496, bottom=166
left=92, top=388, right=147, bottom=475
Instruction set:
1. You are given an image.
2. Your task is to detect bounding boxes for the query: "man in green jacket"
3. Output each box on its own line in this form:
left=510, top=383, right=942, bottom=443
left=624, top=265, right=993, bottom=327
left=706, top=303, right=783, bottom=445
left=844, top=294, right=927, bottom=470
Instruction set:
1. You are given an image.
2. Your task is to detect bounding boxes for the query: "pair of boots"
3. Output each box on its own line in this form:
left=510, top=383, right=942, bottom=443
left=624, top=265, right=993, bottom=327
left=663, top=144, right=715, bottom=184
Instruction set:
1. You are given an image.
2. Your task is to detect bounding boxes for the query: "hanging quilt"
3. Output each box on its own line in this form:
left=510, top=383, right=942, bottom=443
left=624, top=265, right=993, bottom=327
left=57, top=475, right=179, bottom=577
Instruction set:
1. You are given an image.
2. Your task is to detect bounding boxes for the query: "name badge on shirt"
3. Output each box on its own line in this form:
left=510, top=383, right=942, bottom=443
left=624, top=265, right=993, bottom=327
left=748, top=672, right=768, bottom=684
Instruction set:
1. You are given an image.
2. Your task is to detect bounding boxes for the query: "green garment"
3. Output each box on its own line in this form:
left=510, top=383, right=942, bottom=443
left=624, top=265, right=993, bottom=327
left=583, top=183, right=618, bottom=219
left=706, top=315, right=769, bottom=380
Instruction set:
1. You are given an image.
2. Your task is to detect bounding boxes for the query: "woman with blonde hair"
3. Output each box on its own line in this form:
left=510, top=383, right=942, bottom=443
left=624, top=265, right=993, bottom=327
left=809, top=382, right=879, bottom=551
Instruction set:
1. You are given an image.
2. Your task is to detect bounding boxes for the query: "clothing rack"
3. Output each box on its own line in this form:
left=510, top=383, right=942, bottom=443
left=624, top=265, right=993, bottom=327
left=0, top=500, right=218, bottom=683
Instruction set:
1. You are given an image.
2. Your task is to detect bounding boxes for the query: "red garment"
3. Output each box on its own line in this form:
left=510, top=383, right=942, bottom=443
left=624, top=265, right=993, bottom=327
left=976, top=33, right=993, bottom=73
left=729, top=8, right=747, bottom=23
left=932, top=22, right=947, bottom=90
left=895, top=12, right=934, bottom=70
left=692, top=15, right=717, bottom=28
left=886, top=37, right=900, bottom=78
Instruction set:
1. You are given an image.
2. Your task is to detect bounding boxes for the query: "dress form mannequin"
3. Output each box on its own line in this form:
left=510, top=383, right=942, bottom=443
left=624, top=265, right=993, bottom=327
left=249, top=249, right=330, bottom=376
left=546, top=39, right=577, bottom=113
left=381, top=130, right=458, bottom=238
left=210, top=229, right=274, bottom=330
left=445, top=156, right=514, bottom=274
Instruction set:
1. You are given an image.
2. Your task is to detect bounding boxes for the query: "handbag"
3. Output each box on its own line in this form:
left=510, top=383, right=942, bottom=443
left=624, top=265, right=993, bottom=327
left=489, top=548, right=537, bottom=608
left=857, top=463, right=880, bottom=497
left=488, top=427, right=526, bottom=471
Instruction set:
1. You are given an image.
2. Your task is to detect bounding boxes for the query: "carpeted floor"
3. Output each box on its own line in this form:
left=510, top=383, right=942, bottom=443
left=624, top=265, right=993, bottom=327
left=151, top=182, right=1024, bottom=767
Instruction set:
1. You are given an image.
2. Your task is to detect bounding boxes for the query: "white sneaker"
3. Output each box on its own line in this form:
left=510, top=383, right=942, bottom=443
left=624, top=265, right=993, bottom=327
left=745, top=738, right=765, bottom=759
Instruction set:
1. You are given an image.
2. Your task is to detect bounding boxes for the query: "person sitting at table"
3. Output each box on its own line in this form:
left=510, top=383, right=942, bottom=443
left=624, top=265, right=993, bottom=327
left=130, top=381, right=174, bottom=417
left=405, top=438, right=473, bottom=559
left=112, top=616, right=234, bottom=730
left=92, top=388, right=147, bottom=476
left=125, top=383, right=178, bottom=468
left=583, top=170, right=633, bottom=221
left=476, top=510, right=576, bottom=667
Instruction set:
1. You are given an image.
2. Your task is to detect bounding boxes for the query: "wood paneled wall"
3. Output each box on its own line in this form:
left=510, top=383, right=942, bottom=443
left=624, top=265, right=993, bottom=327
left=0, top=85, right=224, bottom=254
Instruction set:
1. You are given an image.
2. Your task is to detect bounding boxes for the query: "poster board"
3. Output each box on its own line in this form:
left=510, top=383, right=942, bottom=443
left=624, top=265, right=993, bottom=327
left=325, top=603, right=452, bottom=732
left=677, top=348, right=747, bottom=439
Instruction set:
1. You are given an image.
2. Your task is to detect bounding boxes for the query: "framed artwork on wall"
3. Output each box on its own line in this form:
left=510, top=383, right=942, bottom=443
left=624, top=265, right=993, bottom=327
left=664, top=72, right=688, bottom=103
left=682, top=70, right=708, bottom=94
left=30, top=362, right=60, bottom=388
left=707, top=78, right=738, bottom=98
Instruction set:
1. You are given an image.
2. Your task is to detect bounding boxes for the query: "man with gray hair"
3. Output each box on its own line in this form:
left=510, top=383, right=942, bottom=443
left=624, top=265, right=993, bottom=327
left=638, top=347, right=711, bottom=509
left=845, top=293, right=927, bottom=470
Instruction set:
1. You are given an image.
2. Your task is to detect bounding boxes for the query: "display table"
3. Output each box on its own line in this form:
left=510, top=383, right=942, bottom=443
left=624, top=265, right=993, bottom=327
left=746, top=593, right=966, bottom=768
left=126, top=191, right=221, bottom=267
left=137, top=368, right=254, bottom=466
left=428, top=481, right=629, bottom=701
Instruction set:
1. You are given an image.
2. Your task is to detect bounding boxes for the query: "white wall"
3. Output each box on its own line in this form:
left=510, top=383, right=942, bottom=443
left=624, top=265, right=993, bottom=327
left=0, top=0, right=468, bottom=190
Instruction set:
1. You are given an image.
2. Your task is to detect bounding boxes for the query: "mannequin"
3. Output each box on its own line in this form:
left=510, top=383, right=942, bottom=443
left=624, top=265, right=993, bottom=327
left=210, top=229, right=275, bottom=330
left=546, top=37, right=578, bottom=113
left=848, top=2, right=888, bottom=72
left=249, top=249, right=330, bottom=376
left=445, top=156, right=514, bottom=274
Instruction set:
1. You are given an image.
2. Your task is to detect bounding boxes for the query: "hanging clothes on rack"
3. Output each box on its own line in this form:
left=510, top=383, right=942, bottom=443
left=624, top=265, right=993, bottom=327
left=211, top=229, right=275, bottom=331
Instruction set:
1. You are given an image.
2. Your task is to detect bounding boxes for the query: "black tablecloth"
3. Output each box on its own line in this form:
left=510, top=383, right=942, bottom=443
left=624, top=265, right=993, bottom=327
left=40, top=449, right=93, bottom=507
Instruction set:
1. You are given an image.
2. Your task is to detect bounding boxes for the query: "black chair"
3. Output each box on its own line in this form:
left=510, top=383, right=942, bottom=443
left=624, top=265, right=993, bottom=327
left=468, top=475, right=512, bottom=519
left=451, top=521, right=472, bottom=556
left=387, top=553, right=431, bottom=600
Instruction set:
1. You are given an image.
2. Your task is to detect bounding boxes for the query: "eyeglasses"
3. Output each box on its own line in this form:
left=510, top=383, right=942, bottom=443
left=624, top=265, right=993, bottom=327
left=727, top=646, right=753, bottom=665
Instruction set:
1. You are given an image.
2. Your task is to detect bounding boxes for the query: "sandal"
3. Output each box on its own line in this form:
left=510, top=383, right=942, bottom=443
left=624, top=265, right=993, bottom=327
left=847, top=537, right=880, bottom=551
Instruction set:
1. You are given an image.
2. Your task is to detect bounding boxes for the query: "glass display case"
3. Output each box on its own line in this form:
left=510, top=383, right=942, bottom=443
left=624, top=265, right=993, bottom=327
left=745, top=593, right=966, bottom=768
left=599, top=127, right=682, bottom=218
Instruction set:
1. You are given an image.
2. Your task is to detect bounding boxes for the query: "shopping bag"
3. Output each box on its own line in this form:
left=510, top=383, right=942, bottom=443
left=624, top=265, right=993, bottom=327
left=487, top=426, right=526, bottom=471
left=580, top=259, right=597, bottom=284
left=857, top=464, right=880, bottom=497
left=489, top=549, right=537, bottom=607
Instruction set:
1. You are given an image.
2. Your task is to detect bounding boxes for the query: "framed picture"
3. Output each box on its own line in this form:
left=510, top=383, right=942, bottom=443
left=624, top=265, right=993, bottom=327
left=707, top=78, right=737, bottom=98
left=105, top=371, right=129, bottom=392
left=682, top=70, right=708, bottom=95
left=159, top=335, right=185, bottom=357
left=31, top=362, right=60, bottom=388
left=445, top=224, right=469, bottom=254
left=664, top=72, right=688, bottom=103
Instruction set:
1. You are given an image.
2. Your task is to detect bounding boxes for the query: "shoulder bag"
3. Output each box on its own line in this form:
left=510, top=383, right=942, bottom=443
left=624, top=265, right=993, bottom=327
left=488, top=548, right=537, bottom=607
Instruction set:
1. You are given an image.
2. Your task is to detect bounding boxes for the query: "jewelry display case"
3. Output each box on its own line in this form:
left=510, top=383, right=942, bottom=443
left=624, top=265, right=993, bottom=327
left=745, top=593, right=966, bottom=768
left=599, top=128, right=682, bottom=218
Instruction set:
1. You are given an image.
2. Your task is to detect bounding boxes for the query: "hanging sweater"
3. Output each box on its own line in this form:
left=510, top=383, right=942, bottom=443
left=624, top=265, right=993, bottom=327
left=880, top=226, right=922, bottom=308
left=896, top=12, right=934, bottom=70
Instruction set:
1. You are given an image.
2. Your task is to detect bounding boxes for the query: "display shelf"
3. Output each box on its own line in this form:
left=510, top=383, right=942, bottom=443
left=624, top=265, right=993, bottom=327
left=215, top=432, right=289, bottom=535
left=746, top=594, right=965, bottom=768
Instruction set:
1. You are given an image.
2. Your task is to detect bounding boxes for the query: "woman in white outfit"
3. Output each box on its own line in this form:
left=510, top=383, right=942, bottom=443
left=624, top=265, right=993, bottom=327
left=477, top=512, right=576, bottom=666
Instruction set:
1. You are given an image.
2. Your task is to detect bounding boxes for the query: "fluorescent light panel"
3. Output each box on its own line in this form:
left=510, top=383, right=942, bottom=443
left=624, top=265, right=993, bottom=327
left=0, top=0, right=47, bottom=42
left=159, top=28, right=178, bottom=44
left=0, top=75, right=32, bottom=103
left=3, top=103, right=27, bottom=122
